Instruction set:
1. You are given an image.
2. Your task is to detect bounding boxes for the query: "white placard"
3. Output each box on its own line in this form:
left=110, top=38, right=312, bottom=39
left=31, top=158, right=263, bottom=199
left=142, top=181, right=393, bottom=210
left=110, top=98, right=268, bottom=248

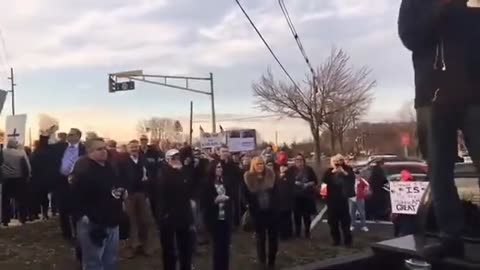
left=390, top=181, right=429, bottom=215
left=200, top=132, right=225, bottom=149
left=226, top=129, right=256, bottom=152
left=5, top=114, right=27, bottom=145
left=38, top=114, right=59, bottom=143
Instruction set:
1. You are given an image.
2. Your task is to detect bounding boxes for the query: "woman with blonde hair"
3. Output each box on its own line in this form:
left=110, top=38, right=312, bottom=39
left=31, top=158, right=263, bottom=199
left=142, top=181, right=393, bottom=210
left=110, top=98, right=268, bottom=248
left=322, top=154, right=355, bottom=246
left=244, top=156, right=280, bottom=270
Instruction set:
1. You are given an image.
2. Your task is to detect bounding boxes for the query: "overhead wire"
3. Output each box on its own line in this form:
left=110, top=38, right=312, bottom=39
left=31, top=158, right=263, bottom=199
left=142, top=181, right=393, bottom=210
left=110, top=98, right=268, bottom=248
left=278, top=0, right=317, bottom=93
left=234, top=0, right=304, bottom=95
left=278, top=0, right=315, bottom=75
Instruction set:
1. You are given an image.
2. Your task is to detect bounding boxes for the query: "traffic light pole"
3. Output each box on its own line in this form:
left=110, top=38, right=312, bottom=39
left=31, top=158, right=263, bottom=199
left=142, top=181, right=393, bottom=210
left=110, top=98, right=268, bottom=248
left=109, top=71, right=217, bottom=133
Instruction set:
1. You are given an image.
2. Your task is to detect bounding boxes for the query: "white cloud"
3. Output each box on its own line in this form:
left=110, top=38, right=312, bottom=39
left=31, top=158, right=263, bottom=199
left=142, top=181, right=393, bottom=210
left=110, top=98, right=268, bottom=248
left=1, top=0, right=401, bottom=72
left=0, top=0, right=413, bottom=142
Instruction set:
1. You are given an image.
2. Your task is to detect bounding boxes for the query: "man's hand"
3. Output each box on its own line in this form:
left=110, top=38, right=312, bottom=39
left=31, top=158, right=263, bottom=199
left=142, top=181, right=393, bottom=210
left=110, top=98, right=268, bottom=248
left=303, top=182, right=315, bottom=188
left=215, top=195, right=229, bottom=204
left=40, top=125, right=59, bottom=137
left=81, top=215, right=90, bottom=224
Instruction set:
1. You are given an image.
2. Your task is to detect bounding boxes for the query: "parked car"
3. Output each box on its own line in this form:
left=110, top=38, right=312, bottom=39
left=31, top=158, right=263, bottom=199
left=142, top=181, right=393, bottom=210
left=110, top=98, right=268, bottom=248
left=360, top=161, right=428, bottom=180
left=353, top=156, right=425, bottom=170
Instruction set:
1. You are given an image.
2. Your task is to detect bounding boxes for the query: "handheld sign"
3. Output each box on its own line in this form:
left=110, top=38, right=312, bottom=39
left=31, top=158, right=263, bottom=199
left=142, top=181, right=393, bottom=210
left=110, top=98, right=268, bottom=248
left=5, top=114, right=27, bottom=145
left=390, top=181, right=429, bottom=215
left=200, top=132, right=225, bottom=149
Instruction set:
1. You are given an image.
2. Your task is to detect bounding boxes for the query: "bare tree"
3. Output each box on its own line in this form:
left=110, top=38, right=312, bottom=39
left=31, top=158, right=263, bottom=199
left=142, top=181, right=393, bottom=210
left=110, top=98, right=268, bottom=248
left=324, top=83, right=373, bottom=153
left=253, top=48, right=376, bottom=164
left=136, top=117, right=184, bottom=142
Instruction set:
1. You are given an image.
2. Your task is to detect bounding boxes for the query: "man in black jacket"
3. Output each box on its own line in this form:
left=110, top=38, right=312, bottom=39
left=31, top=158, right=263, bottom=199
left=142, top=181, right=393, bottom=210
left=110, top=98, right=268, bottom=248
left=398, top=0, right=480, bottom=257
left=154, top=149, right=195, bottom=270
left=39, top=126, right=86, bottom=241
left=119, top=140, right=156, bottom=257
left=218, top=145, right=243, bottom=228
left=71, top=138, right=125, bottom=270
left=322, top=154, right=355, bottom=246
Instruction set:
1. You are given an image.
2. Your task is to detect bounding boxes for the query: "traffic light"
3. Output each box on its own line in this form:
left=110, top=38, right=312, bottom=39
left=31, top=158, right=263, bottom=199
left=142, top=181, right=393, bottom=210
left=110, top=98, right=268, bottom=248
left=108, top=76, right=116, bottom=93
left=108, top=75, right=135, bottom=93
left=116, top=81, right=135, bottom=91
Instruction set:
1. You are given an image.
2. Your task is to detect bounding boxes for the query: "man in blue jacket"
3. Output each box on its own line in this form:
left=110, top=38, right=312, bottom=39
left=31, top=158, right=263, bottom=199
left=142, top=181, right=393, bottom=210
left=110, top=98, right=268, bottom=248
left=398, top=0, right=480, bottom=258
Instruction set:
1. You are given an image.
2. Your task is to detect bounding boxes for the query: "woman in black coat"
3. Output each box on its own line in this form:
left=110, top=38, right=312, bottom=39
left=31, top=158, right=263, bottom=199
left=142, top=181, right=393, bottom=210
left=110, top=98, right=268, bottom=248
left=276, top=162, right=295, bottom=240
left=202, top=160, right=234, bottom=270
left=292, top=153, right=318, bottom=238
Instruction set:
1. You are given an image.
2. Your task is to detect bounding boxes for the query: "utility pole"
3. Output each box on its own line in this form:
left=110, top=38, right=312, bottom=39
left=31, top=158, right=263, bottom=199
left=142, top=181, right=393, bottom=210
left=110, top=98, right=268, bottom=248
left=189, top=101, right=193, bottom=145
left=7, top=67, right=15, bottom=115
left=108, top=70, right=217, bottom=133
left=210, top=73, right=216, bottom=133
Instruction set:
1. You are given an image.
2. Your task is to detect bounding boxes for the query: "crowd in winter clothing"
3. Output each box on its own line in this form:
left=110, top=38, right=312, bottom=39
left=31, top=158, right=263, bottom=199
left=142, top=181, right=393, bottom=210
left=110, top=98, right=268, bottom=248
left=1, top=125, right=394, bottom=270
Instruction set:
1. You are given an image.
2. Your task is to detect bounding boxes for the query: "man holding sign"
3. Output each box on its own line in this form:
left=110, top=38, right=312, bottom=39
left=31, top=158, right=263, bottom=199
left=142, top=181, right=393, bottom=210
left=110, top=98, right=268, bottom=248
left=38, top=125, right=86, bottom=241
left=399, top=0, right=480, bottom=258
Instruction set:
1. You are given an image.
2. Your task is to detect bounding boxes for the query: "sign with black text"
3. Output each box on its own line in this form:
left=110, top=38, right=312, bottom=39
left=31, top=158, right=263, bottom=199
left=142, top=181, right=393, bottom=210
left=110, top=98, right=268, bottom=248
left=199, top=132, right=226, bottom=149
left=390, top=181, right=429, bottom=215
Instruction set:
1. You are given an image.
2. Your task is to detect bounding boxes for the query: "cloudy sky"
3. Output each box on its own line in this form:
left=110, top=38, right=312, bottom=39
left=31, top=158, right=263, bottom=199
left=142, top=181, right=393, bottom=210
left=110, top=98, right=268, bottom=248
left=0, top=0, right=415, bottom=143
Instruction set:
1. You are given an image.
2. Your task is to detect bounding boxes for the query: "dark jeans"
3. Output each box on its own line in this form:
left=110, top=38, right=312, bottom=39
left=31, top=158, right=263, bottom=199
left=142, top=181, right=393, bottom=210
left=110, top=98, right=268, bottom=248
left=34, top=182, right=50, bottom=218
left=212, top=221, right=231, bottom=270
left=159, top=223, right=193, bottom=270
left=416, top=106, right=430, bottom=159
left=427, top=105, right=480, bottom=237
left=254, top=211, right=278, bottom=268
left=294, top=197, right=313, bottom=238
left=394, top=215, right=418, bottom=237
left=2, top=177, right=28, bottom=224
left=327, top=200, right=352, bottom=245
left=278, top=210, right=293, bottom=239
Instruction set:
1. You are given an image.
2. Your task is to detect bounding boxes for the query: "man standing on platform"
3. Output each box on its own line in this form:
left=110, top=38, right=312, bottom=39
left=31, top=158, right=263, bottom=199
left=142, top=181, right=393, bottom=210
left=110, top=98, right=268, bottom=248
left=39, top=126, right=85, bottom=241
left=399, top=0, right=480, bottom=258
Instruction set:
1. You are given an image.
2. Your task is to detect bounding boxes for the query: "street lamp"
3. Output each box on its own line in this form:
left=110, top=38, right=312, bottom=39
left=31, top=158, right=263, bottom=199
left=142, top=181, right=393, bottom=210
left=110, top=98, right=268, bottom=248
left=108, top=70, right=217, bottom=133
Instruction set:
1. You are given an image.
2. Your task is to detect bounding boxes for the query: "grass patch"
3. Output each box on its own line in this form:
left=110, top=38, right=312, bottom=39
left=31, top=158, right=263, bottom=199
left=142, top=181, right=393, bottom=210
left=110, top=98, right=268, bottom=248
left=0, top=219, right=392, bottom=270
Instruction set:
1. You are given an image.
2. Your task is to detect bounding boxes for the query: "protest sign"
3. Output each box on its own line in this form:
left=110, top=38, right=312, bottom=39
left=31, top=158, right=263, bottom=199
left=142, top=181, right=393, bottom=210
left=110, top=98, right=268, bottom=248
left=227, top=129, right=256, bottom=152
left=199, top=132, right=225, bottom=149
left=390, top=181, right=429, bottom=215
left=5, top=114, right=27, bottom=145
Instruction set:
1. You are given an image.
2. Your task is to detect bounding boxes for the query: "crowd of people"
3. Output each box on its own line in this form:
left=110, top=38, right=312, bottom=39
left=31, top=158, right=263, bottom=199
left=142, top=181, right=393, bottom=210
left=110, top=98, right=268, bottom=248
left=0, top=126, right=381, bottom=270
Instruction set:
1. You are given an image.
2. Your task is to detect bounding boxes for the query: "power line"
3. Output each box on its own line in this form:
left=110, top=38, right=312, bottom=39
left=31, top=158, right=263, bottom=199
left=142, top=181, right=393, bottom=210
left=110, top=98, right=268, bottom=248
left=278, top=0, right=315, bottom=74
left=234, top=0, right=302, bottom=93
left=278, top=0, right=317, bottom=92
